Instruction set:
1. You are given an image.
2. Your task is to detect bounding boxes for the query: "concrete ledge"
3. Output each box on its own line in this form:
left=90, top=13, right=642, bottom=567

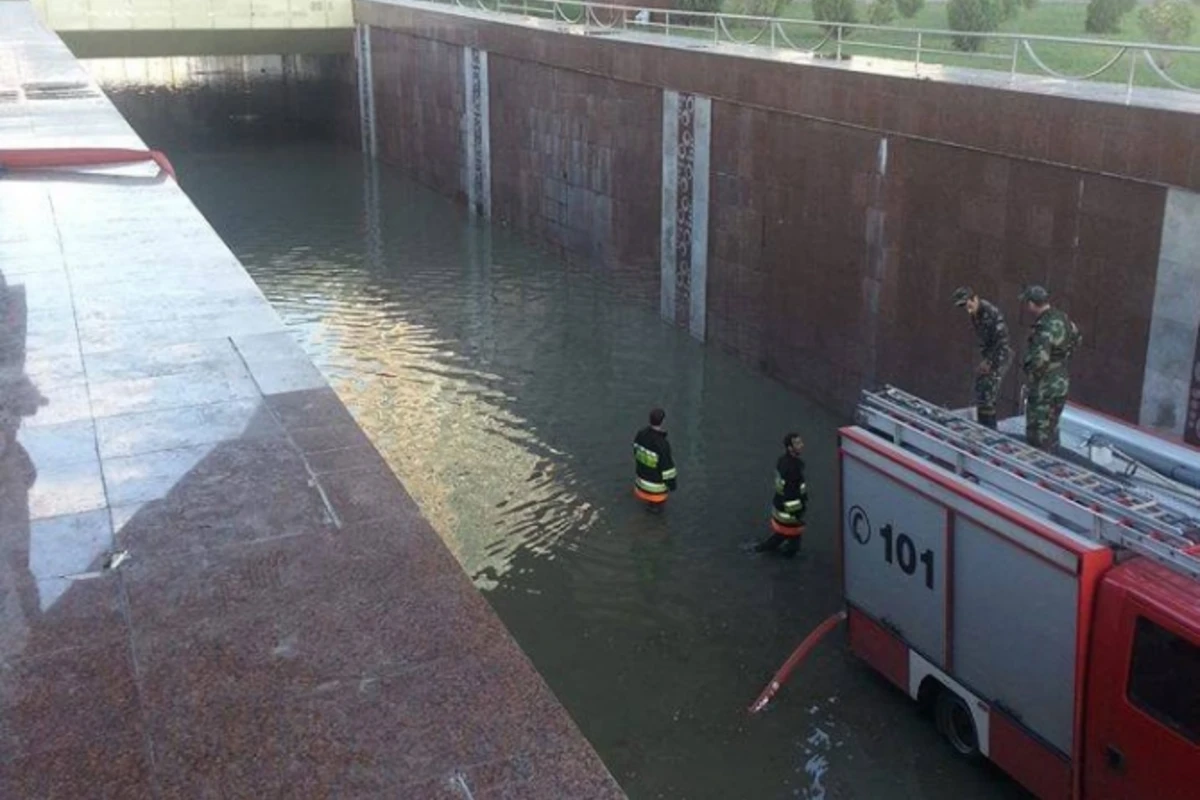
left=59, top=27, right=355, bottom=58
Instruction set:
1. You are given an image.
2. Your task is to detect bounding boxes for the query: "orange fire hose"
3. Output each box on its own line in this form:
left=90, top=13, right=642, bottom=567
left=0, top=148, right=175, bottom=180
left=748, top=609, right=848, bottom=714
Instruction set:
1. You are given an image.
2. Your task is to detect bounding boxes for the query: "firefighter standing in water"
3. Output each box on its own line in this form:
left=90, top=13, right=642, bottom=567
left=755, top=433, right=807, bottom=558
left=633, top=408, right=677, bottom=508
left=951, top=286, right=1013, bottom=429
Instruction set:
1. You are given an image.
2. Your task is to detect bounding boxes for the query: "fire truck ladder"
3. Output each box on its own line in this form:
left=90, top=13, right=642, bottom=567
left=857, top=386, right=1200, bottom=581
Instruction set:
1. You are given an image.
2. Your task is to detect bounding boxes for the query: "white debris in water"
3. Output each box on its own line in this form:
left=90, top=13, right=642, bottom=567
left=449, top=772, right=476, bottom=800
left=272, top=634, right=298, bottom=658
left=103, top=551, right=130, bottom=571
left=803, top=753, right=830, bottom=800
left=797, top=697, right=842, bottom=799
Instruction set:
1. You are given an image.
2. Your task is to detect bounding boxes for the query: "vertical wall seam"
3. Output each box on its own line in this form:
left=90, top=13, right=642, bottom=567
left=689, top=95, right=711, bottom=343
left=357, top=24, right=372, bottom=158
left=462, top=46, right=491, bottom=217
left=355, top=23, right=376, bottom=159
left=661, top=89, right=710, bottom=342
left=861, top=135, right=889, bottom=391
left=660, top=89, right=679, bottom=325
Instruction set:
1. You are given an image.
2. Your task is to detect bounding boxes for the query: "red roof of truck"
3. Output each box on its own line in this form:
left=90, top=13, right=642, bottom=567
left=1105, top=557, right=1200, bottom=636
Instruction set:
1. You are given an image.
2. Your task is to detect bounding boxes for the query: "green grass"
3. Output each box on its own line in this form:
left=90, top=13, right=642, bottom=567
left=784, top=1, right=1200, bottom=88
left=490, top=0, right=1200, bottom=90
left=718, top=1, right=1200, bottom=90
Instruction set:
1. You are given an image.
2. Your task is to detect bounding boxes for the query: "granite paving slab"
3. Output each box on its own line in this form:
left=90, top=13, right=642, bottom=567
left=0, top=3, right=623, bottom=796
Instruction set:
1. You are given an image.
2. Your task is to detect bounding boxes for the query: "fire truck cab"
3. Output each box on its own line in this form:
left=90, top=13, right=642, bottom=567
left=1083, top=558, right=1200, bottom=798
left=839, top=388, right=1200, bottom=800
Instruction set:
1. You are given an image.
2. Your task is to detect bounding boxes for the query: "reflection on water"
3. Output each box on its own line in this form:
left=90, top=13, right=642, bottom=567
left=174, top=144, right=1028, bottom=800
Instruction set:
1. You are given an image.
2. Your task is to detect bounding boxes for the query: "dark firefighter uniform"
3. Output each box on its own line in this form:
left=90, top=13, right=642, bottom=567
left=757, top=453, right=807, bottom=556
left=633, top=426, right=677, bottom=504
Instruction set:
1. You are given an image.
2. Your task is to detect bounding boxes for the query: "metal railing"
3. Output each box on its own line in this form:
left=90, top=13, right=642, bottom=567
left=426, top=0, right=1200, bottom=96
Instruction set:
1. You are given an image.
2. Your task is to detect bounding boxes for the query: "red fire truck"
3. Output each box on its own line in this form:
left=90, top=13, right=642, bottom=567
left=839, top=387, right=1200, bottom=799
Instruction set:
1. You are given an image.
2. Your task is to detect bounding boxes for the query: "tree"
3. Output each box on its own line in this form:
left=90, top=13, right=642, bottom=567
left=677, top=0, right=722, bottom=13
left=896, top=0, right=925, bottom=18
left=868, top=0, right=899, bottom=24
left=1139, top=0, right=1195, bottom=66
left=724, top=0, right=790, bottom=16
left=947, top=0, right=1001, bottom=51
left=813, top=0, right=859, bottom=34
left=1085, top=0, right=1137, bottom=34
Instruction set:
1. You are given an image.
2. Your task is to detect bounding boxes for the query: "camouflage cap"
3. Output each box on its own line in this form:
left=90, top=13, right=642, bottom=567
left=951, top=286, right=974, bottom=307
left=1019, top=284, right=1050, bottom=305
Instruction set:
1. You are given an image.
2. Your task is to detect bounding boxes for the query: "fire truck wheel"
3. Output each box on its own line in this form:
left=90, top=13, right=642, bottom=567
left=934, top=689, right=980, bottom=760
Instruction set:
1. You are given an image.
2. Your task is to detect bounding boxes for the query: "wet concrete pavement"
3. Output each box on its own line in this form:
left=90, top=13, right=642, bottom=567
left=0, top=5, right=621, bottom=797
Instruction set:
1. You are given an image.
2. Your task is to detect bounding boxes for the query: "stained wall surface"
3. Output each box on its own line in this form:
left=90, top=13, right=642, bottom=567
left=352, top=0, right=1200, bottom=425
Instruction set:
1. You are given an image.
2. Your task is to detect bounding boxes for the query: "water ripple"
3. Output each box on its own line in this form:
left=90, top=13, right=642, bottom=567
left=174, top=144, right=1030, bottom=800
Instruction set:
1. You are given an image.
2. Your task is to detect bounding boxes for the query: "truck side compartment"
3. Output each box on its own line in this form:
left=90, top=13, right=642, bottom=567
left=840, top=427, right=1112, bottom=800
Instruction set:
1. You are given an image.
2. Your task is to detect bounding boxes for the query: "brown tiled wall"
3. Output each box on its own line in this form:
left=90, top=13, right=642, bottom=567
left=335, top=53, right=360, bottom=151
left=357, top=1, right=1180, bottom=420
left=356, top=0, right=1200, bottom=193
left=877, top=140, right=1165, bottom=420
left=488, top=56, right=662, bottom=298
left=708, top=102, right=881, bottom=412
left=370, top=29, right=465, bottom=201
left=706, top=104, right=1165, bottom=419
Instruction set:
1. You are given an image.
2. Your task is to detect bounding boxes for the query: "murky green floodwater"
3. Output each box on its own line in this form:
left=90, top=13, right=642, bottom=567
left=166, top=143, right=1028, bottom=800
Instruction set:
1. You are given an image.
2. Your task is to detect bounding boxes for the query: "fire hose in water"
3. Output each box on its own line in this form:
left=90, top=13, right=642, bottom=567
left=0, top=148, right=176, bottom=179
left=749, top=609, right=847, bottom=714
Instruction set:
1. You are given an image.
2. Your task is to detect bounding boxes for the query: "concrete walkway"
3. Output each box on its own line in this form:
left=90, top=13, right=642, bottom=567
left=0, top=3, right=622, bottom=797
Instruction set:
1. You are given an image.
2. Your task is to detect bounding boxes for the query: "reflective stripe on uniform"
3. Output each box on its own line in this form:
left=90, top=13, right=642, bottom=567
left=772, top=507, right=799, bottom=525
left=635, top=487, right=668, bottom=504
left=661, top=467, right=677, bottom=480
left=636, top=477, right=668, bottom=494
left=783, top=499, right=803, bottom=511
left=634, top=444, right=659, bottom=468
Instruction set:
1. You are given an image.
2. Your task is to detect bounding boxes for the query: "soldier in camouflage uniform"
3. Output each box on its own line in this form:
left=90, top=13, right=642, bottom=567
left=1020, top=285, right=1082, bottom=451
left=952, top=286, right=1012, bottom=429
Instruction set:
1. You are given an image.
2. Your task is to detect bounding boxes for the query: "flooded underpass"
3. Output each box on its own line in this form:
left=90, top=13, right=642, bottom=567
left=101, top=70, right=1030, bottom=797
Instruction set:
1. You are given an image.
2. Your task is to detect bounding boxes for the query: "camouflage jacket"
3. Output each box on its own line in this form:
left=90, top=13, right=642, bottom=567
left=971, top=299, right=1012, bottom=369
left=1023, top=307, right=1082, bottom=382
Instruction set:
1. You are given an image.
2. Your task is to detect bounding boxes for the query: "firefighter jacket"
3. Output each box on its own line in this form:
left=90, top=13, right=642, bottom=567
left=633, top=426, right=677, bottom=496
left=772, top=453, right=808, bottom=527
